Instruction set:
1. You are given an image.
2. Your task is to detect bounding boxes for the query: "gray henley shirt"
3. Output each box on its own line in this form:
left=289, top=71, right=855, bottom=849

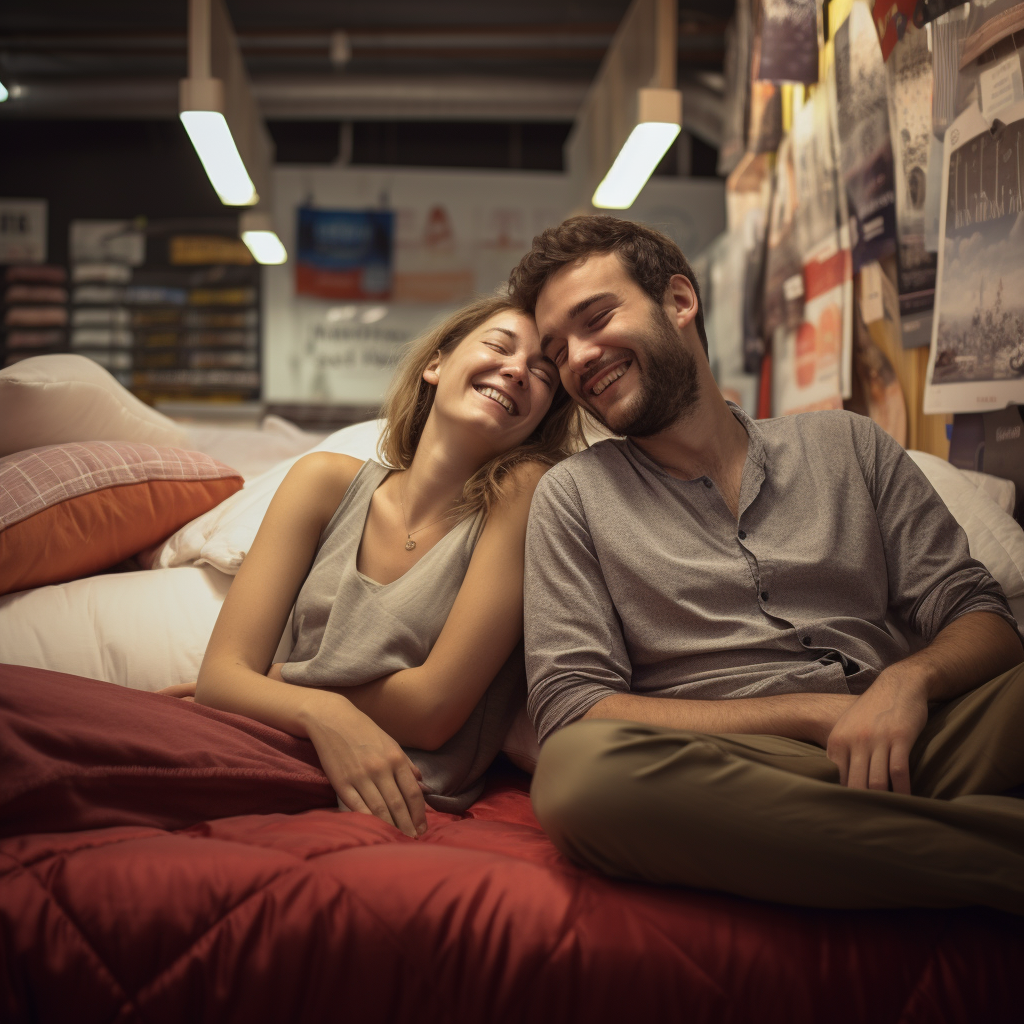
left=524, top=406, right=1017, bottom=744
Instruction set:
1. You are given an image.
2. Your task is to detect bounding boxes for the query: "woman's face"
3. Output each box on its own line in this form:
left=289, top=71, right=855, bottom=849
left=425, top=309, right=558, bottom=455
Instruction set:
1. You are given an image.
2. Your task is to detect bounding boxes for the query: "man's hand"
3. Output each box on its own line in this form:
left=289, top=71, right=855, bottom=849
left=826, top=669, right=929, bottom=794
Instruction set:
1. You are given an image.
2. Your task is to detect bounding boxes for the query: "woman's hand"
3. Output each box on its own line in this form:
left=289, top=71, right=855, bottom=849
left=300, top=691, right=428, bottom=838
left=156, top=681, right=197, bottom=700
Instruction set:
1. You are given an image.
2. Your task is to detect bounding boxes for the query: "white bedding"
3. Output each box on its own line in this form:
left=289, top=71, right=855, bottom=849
left=2, top=424, right=1022, bottom=699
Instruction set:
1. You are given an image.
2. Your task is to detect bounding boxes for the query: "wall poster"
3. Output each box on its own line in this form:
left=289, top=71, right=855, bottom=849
left=777, top=90, right=852, bottom=415
left=924, top=99, right=1024, bottom=413
left=0, top=199, right=47, bottom=264
left=295, top=207, right=394, bottom=301
left=265, top=166, right=726, bottom=406
left=886, top=22, right=938, bottom=346
left=754, top=0, right=820, bottom=84
left=833, top=0, right=898, bottom=273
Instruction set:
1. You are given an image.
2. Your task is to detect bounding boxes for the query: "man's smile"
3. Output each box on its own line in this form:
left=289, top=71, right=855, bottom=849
left=581, top=357, right=632, bottom=398
left=589, top=362, right=631, bottom=396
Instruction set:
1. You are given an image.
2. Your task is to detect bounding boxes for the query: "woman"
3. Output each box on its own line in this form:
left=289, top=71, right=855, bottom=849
left=192, top=296, right=579, bottom=839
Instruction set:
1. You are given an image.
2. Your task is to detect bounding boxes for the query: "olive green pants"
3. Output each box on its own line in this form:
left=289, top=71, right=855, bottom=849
left=531, top=664, right=1024, bottom=914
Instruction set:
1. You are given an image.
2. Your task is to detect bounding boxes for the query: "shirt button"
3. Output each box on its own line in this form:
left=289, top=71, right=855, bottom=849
left=802, top=636, right=812, bottom=646
left=738, top=530, right=747, bottom=540
left=703, top=477, right=713, bottom=488
left=761, top=591, right=769, bottom=601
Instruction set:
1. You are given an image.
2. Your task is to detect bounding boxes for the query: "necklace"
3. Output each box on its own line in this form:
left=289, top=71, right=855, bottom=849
left=398, top=475, right=456, bottom=551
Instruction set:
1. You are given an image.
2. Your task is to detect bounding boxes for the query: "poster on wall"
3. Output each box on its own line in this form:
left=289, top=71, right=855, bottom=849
left=833, top=0, right=898, bottom=273
left=392, top=204, right=474, bottom=302
left=287, top=300, right=446, bottom=405
left=886, top=22, right=938, bottom=346
left=703, top=230, right=760, bottom=415
left=851, top=262, right=908, bottom=444
left=295, top=207, right=394, bottom=301
left=782, top=90, right=851, bottom=414
left=924, top=100, right=1024, bottom=413
left=0, top=199, right=47, bottom=264
left=264, top=166, right=726, bottom=405
left=870, top=0, right=917, bottom=61
left=69, top=219, right=145, bottom=266
left=753, top=0, right=819, bottom=84
left=762, top=135, right=804, bottom=356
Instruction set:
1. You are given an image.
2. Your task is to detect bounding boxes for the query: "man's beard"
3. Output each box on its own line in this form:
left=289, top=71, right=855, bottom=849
left=585, top=302, right=701, bottom=438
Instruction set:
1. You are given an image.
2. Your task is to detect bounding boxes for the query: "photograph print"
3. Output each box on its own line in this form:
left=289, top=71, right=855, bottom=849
left=926, top=102, right=1024, bottom=413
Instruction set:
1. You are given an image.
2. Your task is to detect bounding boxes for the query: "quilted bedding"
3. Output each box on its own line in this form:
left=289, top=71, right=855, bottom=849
left=2, top=664, right=1022, bottom=1024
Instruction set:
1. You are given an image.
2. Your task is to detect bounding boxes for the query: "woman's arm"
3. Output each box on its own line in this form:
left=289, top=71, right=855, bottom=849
left=336, top=461, right=548, bottom=750
left=195, top=452, right=428, bottom=838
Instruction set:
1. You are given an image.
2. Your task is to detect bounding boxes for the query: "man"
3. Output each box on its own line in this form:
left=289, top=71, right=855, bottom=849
left=507, top=215, right=1024, bottom=913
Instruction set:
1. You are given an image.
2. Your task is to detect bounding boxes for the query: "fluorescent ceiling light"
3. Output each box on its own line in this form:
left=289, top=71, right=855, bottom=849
left=592, top=121, right=681, bottom=210
left=179, top=110, right=258, bottom=206
left=242, top=229, right=287, bottom=265
left=0, top=81, right=8, bottom=103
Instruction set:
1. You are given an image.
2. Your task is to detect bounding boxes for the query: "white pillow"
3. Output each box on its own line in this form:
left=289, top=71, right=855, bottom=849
left=960, top=468, right=1017, bottom=517
left=150, top=418, right=384, bottom=574
left=908, top=450, right=1024, bottom=624
left=0, top=354, right=190, bottom=457
left=0, top=566, right=232, bottom=690
left=181, top=415, right=329, bottom=483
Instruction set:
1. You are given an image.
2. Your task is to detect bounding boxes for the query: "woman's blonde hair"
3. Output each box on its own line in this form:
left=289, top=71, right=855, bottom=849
left=378, top=294, right=581, bottom=517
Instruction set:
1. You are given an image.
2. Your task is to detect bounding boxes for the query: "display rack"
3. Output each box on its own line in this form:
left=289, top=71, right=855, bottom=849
left=2, top=266, right=70, bottom=367
left=69, top=242, right=261, bottom=404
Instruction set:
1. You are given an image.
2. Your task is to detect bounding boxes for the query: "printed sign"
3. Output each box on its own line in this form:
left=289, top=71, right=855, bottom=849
left=69, top=220, right=146, bottom=266
left=924, top=101, right=1024, bottom=414
left=295, top=207, right=393, bottom=300
left=0, top=199, right=47, bottom=264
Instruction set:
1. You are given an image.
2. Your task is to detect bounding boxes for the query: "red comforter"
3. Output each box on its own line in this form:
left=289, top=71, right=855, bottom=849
left=1, top=664, right=1021, bottom=1024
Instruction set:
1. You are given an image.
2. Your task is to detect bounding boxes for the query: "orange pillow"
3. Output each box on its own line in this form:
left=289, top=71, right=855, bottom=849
left=0, top=442, right=243, bottom=596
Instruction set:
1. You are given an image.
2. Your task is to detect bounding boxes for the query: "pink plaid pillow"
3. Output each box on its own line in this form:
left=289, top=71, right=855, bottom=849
left=0, top=442, right=242, bottom=595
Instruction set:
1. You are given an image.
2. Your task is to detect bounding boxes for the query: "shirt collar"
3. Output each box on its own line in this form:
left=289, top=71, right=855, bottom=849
left=727, top=402, right=767, bottom=470
left=622, top=401, right=767, bottom=478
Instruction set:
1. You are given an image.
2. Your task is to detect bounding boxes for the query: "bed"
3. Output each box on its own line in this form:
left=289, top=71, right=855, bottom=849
left=2, top=356, right=1024, bottom=1023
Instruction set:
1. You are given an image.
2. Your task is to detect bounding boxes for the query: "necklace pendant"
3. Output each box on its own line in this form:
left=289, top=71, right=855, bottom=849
left=405, top=538, right=417, bottom=551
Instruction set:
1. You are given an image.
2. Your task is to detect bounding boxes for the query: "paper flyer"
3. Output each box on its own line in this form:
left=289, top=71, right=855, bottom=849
left=885, top=22, right=938, bottom=341
left=704, top=230, right=760, bottom=416
left=851, top=262, right=908, bottom=444
left=761, top=134, right=805, bottom=401
left=295, top=207, right=394, bottom=301
left=833, top=1, right=898, bottom=273
left=0, top=199, right=47, bottom=263
left=870, top=0, right=916, bottom=61
left=781, top=90, right=851, bottom=413
left=754, top=0, right=819, bottom=84
left=924, top=99, right=1024, bottom=413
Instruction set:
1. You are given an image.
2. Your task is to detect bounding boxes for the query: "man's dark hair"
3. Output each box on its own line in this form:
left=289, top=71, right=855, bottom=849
left=507, top=214, right=709, bottom=358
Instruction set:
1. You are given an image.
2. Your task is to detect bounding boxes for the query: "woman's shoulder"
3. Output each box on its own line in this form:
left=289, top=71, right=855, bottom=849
left=485, top=459, right=551, bottom=526
left=280, top=452, right=368, bottom=519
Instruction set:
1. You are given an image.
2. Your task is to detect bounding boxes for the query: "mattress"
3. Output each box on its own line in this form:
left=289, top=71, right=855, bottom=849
left=2, top=664, right=1021, bottom=1024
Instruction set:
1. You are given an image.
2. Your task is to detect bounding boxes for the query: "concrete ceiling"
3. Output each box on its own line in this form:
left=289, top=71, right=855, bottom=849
left=0, top=0, right=730, bottom=136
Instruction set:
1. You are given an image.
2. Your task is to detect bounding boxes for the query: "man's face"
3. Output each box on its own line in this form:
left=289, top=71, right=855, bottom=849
left=534, top=252, right=700, bottom=437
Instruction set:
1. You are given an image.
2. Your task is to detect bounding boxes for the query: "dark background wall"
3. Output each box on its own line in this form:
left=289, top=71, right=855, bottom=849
left=0, top=118, right=718, bottom=266
left=0, top=121, right=230, bottom=265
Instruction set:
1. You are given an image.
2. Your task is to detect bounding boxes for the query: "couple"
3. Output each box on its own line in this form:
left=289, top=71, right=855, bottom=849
left=172, top=215, right=1024, bottom=912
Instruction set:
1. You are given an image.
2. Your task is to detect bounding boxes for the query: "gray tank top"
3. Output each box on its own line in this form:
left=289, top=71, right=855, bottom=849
left=279, top=459, right=526, bottom=811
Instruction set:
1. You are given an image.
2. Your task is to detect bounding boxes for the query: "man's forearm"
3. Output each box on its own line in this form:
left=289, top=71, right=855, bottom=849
left=886, top=610, right=1023, bottom=703
left=582, top=690, right=856, bottom=747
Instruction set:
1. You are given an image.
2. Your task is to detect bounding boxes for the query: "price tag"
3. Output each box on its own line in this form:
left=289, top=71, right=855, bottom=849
left=980, top=56, right=1024, bottom=120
